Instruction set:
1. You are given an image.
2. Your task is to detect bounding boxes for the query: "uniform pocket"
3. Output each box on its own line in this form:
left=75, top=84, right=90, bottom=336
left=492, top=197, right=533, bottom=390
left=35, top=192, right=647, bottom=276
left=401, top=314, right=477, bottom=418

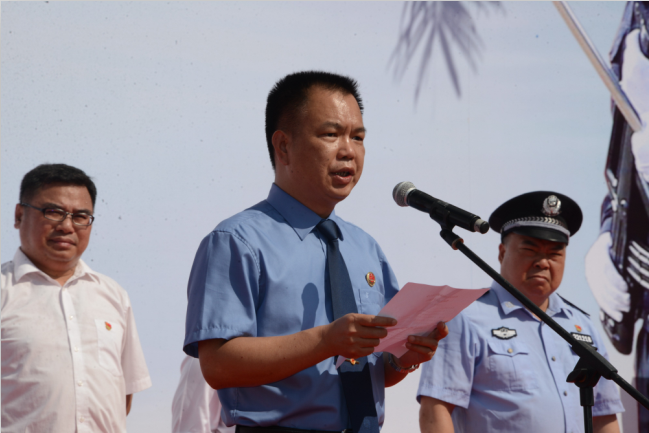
left=487, top=339, right=538, bottom=391
left=94, top=319, right=123, bottom=377
left=358, top=288, right=384, bottom=315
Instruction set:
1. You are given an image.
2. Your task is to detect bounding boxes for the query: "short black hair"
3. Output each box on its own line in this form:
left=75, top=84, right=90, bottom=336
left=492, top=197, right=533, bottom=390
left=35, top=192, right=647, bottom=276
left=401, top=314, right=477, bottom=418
left=20, top=163, right=97, bottom=207
left=265, top=71, right=364, bottom=169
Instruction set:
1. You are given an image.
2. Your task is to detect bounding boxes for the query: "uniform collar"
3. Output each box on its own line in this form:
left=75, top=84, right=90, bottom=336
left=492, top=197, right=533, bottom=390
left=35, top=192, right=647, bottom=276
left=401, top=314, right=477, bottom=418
left=266, top=183, right=338, bottom=241
left=547, top=292, right=572, bottom=317
left=490, top=280, right=570, bottom=317
left=13, top=248, right=99, bottom=285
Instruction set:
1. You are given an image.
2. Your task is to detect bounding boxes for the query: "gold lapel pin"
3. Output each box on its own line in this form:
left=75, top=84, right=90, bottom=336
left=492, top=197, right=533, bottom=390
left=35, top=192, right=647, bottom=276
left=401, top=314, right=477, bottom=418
left=365, top=272, right=376, bottom=287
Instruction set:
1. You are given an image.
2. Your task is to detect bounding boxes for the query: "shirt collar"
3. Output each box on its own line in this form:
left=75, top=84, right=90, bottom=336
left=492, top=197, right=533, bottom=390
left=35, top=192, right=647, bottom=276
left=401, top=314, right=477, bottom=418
left=13, top=248, right=99, bottom=285
left=547, top=291, right=571, bottom=317
left=266, top=183, right=332, bottom=241
left=491, top=281, right=524, bottom=315
left=491, top=280, right=570, bottom=317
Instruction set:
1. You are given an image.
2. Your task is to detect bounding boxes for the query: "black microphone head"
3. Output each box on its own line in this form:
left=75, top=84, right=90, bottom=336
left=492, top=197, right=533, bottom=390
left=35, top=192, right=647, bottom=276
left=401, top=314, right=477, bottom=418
left=474, top=219, right=490, bottom=234
left=393, top=182, right=416, bottom=207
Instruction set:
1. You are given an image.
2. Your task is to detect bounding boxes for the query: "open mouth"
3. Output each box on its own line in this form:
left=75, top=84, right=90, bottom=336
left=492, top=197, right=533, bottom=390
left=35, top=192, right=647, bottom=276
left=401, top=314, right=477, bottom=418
left=330, top=168, right=355, bottom=185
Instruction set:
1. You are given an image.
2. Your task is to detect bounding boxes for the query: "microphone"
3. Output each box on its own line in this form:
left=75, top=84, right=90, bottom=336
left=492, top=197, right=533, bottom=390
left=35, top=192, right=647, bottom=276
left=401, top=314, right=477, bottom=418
left=393, top=181, right=490, bottom=234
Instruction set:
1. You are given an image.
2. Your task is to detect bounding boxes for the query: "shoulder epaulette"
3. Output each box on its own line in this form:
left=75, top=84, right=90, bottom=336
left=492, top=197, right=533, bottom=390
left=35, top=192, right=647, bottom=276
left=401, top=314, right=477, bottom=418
left=558, top=295, right=590, bottom=317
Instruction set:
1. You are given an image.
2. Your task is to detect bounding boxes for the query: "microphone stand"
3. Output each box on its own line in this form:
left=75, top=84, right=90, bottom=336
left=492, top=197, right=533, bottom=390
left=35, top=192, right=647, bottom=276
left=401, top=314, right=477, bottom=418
left=429, top=210, right=649, bottom=433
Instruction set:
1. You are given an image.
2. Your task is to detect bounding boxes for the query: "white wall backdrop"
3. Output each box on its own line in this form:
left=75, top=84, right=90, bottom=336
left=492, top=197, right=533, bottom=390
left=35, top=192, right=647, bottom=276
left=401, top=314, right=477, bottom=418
left=1, top=2, right=634, bottom=432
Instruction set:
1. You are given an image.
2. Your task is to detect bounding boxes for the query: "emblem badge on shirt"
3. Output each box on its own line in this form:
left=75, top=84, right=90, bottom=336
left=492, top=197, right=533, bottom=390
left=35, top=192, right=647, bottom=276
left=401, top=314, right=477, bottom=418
left=574, top=324, right=582, bottom=332
left=492, top=327, right=517, bottom=340
left=365, top=272, right=376, bottom=287
left=105, top=322, right=112, bottom=331
left=571, top=332, right=594, bottom=345
left=347, top=358, right=359, bottom=365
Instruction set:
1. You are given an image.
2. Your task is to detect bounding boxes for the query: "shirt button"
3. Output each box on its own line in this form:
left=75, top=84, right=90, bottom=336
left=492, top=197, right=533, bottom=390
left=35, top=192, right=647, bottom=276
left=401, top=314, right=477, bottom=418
left=564, top=391, right=568, bottom=396
left=74, top=347, right=79, bottom=352
left=69, top=315, right=74, bottom=320
left=80, top=417, right=85, bottom=423
left=77, top=381, right=83, bottom=387
left=552, top=356, right=556, bottom=361
left=507, top=348, right=513, bottom=353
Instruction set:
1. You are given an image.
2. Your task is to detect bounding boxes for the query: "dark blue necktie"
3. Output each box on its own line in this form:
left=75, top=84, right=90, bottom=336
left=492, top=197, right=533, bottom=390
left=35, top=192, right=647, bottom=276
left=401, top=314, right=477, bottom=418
left=317, top=219, right=379, bottom=433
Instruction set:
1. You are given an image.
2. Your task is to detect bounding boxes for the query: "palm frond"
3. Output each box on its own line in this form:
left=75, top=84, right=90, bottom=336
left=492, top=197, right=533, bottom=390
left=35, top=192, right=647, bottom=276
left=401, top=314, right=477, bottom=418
left=390, top=1, right=504, bottom=100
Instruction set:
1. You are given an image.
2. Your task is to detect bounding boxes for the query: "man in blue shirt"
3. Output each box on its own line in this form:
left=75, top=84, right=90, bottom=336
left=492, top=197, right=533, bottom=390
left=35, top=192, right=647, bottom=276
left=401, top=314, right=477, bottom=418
left=183, top=71, right=448, bottom=433
left=418, top=191, right=624, bottom=433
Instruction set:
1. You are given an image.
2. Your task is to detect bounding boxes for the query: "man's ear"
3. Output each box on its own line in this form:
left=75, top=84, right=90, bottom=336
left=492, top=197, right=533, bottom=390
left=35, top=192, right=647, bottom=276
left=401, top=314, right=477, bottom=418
left=498, top=242, right=506, bottom=264
left=14, top=203, right=23, bottom=229
left=272, top=130, right=291, bottom=167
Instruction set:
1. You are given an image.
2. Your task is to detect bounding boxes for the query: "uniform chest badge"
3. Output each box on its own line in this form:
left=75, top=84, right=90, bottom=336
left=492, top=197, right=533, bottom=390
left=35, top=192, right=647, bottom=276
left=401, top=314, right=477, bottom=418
left=105, top=322, right=112, bottom=331
left=492, top=327, right=517, bottom=340
left=542, top=195, right=562, bottom=216
left=347, top=358, right=359, bottom=365
left=574, top=325, right=582, bottom=332
left=365, top=272, right=376, bottom=287
left=571, top=332, right=594, bottom=345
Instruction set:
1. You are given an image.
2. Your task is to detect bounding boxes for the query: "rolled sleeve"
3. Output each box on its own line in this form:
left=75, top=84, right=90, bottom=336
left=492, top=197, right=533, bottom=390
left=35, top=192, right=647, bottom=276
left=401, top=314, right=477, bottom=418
left=121, top=296, right=153, bottom=395
left=592, top=330, right=625, bottom=416
left=417, top=312, right=474, bottom=408
left=183, top=230, right=261, bottom=357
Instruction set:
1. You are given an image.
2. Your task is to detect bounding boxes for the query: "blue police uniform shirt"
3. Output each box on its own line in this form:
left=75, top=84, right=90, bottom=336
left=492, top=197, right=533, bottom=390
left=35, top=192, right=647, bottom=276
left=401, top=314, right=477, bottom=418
left=183, top=183, right=400, bottom=430
left=417, top=281, right=624, bottom=433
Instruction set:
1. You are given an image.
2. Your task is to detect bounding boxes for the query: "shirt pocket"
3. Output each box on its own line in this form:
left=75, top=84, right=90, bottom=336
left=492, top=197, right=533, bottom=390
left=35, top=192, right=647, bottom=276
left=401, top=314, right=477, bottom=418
left=487, top=339, right=538, bottom=391
left=358, top=288, right=384, bottom=315
left=94, top=318, right=123, bottom=377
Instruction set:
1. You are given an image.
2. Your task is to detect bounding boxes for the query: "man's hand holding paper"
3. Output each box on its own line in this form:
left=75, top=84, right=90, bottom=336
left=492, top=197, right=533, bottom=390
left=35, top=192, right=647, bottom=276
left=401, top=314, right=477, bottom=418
left=335, top=283, right=487, bottom=368
left=392, top=321, right=450, bottom=370
left=322, top=314, right=397, bottom=360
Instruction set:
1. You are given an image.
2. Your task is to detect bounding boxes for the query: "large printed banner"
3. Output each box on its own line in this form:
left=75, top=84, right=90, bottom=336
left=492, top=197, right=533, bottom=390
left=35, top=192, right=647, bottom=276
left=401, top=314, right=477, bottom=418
left=1, top=2, right=645, bottom=432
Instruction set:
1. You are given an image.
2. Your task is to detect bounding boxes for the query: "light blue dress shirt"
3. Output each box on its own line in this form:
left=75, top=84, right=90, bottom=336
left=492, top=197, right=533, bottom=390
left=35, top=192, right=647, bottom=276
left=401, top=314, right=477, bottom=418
left=184, top=184, right=400, bottom=430
left=417, top=281, right=624, bottom=433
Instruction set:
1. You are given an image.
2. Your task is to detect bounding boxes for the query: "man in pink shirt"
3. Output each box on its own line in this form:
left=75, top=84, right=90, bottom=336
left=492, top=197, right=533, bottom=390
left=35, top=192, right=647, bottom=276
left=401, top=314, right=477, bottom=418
left=1, top=163, right=152, bottom=433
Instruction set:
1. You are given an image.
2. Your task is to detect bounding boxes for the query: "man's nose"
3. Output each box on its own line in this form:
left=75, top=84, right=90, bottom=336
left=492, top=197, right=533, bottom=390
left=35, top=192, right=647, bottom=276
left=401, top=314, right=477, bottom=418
left=56, top=214, right=76, bottom=232
left=337, top=136, right=356, bottom=159
left=534, top=256, right=551, bottom=269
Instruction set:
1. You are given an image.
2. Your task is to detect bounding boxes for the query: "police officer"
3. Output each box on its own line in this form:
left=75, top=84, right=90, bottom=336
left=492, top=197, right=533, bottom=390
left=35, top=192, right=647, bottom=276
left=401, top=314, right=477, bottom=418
left=418, top=191, right=624, bottom=433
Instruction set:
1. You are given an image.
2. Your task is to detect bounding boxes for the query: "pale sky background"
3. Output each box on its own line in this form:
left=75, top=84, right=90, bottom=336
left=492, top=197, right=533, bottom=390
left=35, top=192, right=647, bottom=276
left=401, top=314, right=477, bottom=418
left=0, top=2, right=637, bottom=432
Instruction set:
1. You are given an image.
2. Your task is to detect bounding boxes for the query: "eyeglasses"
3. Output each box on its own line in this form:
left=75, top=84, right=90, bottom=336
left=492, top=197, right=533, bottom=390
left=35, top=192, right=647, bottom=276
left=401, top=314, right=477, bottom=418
left=20, top=203, right=95, bottom=227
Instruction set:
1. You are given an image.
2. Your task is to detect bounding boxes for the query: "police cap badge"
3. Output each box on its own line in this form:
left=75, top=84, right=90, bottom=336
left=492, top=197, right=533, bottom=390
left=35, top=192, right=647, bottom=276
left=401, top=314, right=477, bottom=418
left=488, top=191, right=582, bottom=244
